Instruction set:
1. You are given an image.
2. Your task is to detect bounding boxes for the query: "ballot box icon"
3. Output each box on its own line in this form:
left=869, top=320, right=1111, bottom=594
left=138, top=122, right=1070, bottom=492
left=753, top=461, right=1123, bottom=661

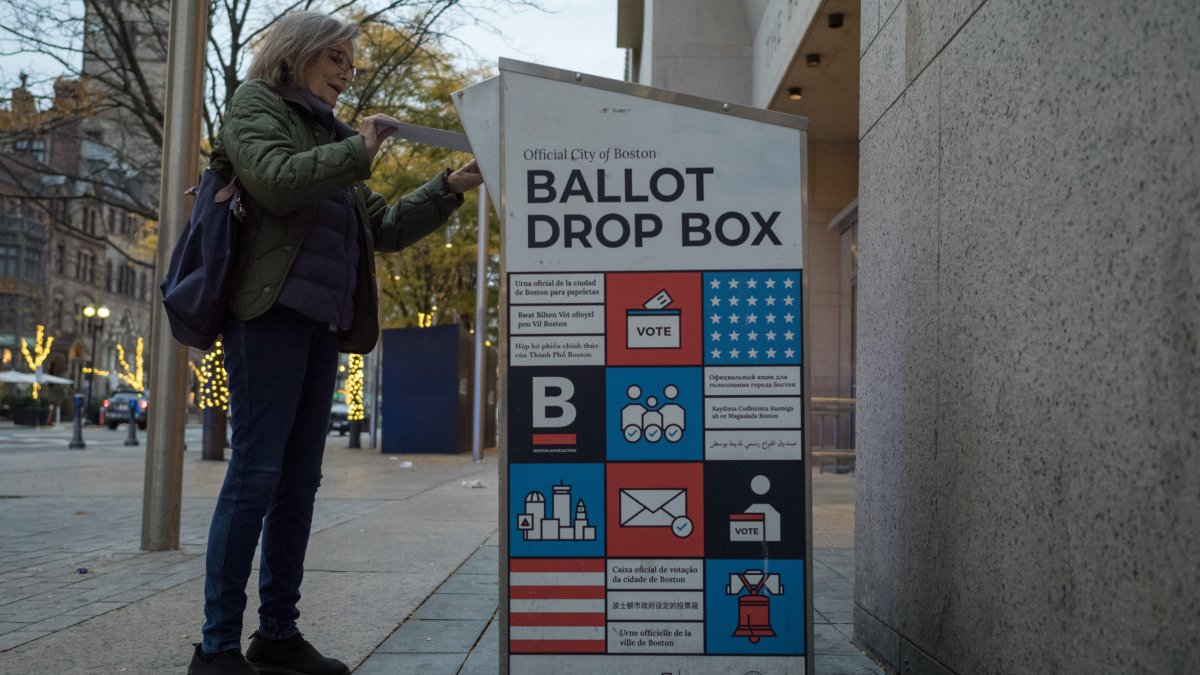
left=627, top=289, right=681, bottom=349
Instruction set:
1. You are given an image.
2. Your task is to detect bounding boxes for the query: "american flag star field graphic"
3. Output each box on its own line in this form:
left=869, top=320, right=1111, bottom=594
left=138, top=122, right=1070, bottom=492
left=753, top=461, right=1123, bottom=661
left=703, top=271, right=802, bottom=365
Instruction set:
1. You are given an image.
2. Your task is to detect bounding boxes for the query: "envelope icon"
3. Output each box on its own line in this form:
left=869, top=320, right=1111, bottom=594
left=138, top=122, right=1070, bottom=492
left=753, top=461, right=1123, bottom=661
left=620, top=489, right=687, bottom=527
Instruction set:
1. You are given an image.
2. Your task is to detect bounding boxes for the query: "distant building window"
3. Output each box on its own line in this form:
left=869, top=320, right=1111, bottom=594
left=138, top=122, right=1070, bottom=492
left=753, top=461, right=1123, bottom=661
left=0, top=245, right=18, bottom=277
left=76, top=250, right=95, bottom=283
left=55, top=242, right=65, bottom=273
left=13, top=138, right=46, bottom=163
left=23, top=247, right=41, bottom=282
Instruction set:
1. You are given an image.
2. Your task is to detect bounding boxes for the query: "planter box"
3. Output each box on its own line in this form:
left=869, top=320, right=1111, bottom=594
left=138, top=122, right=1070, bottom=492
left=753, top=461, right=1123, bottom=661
left=12, top=406, right=53, bottom=426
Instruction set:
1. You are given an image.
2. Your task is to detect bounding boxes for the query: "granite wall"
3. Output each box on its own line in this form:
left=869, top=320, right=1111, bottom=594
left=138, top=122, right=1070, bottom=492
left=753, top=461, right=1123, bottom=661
left=855, top=0, right=1199, bottom=672
left=636, top=0, right=755, bottom=103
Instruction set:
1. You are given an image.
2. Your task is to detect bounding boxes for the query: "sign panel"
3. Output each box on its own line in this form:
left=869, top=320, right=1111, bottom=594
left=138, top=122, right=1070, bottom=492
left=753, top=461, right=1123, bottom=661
left=457, top=60, right=811, bottom=675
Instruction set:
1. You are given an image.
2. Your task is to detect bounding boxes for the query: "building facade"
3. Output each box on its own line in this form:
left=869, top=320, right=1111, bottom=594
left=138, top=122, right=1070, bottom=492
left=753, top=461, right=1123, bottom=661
left=619, top=0, right=1198, bottom=672
left=0, top=78, right=156, bottom=407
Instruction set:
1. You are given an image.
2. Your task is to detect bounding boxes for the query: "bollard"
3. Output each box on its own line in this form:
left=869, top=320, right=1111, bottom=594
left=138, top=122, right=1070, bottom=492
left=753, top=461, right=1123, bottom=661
left=201, top=407, right=226, bottom=461
left=68, top=393, right=86, bottom=450
left=124, top=398, right=140, bottom=446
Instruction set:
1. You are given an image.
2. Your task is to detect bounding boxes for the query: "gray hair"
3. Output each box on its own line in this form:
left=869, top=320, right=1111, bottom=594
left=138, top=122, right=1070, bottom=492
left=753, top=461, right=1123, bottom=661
left=246, top=11, right=360, bottom=88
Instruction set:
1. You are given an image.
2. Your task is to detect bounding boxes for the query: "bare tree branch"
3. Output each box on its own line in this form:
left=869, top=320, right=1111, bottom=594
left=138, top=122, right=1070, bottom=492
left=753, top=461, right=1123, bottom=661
left=1, top=0, right=538, bottom=309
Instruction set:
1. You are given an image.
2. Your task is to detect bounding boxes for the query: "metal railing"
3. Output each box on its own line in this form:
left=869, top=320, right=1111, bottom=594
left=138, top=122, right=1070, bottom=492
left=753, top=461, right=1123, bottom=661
left=811, top=396, right=855, bottom=472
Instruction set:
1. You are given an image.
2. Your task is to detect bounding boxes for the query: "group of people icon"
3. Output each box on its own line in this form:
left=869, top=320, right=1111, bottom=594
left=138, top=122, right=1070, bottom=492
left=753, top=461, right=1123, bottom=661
left=621, top=384, right=686, bottom=443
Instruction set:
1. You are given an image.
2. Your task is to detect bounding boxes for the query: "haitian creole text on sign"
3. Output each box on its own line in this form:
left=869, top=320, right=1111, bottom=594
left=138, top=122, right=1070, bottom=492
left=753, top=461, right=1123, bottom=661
left=456, top=60, right=812, bottom=675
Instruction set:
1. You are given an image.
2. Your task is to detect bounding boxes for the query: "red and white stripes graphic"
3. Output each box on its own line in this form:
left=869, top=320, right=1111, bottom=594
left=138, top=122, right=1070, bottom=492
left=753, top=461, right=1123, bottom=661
left=509, top=558, right=606, bottom=653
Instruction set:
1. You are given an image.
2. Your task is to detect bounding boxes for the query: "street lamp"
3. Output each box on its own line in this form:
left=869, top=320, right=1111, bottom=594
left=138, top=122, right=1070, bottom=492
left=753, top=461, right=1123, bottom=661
left=82, top=304, right=109, bottom=423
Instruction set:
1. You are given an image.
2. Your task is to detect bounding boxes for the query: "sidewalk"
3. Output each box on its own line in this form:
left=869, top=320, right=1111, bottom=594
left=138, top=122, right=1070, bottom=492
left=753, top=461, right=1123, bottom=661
left=0, top=423, right=881, bottom=674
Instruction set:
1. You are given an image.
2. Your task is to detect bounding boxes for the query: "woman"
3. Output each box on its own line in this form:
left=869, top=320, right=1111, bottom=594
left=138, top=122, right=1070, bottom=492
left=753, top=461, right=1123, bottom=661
left=188, top=11, right=482, bottom=675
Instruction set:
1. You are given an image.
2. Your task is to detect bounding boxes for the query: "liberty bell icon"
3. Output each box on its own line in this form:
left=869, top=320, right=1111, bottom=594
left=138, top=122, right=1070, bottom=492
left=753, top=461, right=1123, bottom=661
left=726, top=570, right=783, bottom=643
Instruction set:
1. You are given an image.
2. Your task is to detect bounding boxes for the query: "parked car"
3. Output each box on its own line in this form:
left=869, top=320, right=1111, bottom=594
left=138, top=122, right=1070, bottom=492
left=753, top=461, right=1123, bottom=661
left=329, top=402, right=369, bottom=435
left=102, top=389, right=148, bottom=429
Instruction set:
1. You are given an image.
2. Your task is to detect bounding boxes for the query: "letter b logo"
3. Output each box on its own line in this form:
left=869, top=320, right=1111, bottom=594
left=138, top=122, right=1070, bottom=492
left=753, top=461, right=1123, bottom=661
left=533, top=377, right=576, bottom=427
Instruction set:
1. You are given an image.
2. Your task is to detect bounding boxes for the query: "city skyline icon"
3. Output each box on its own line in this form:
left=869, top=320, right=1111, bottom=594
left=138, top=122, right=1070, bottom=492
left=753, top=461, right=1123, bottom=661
left=517, top=480, right=597, bottom=541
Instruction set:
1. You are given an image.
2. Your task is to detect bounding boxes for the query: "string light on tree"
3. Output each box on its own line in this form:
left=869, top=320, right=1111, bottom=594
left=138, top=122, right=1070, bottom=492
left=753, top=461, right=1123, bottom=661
left=116, top=337, right=145, bottom=391
left=189, top=339, right=229, bottom=411
left=20, top=325, right=54, bottom=400
left=345, top=354, right=365, bottom=422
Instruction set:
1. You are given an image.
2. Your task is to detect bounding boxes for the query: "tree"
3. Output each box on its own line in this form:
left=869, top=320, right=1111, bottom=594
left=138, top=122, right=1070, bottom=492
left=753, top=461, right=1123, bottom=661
left=0, top=0, right=511, bottom=353
left=348, top=22, right=500, bottom=340
left=0, top=0, right=540, bottom=222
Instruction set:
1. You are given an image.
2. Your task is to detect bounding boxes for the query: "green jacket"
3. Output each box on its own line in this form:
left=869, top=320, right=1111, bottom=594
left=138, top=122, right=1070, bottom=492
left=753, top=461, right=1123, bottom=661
left=212, top=79, right=462, bottom=353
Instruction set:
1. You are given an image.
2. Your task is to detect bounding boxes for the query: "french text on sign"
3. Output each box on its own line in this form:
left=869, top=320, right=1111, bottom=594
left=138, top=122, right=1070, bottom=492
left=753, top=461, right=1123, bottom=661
left=607, top=622, right=704, bottom=654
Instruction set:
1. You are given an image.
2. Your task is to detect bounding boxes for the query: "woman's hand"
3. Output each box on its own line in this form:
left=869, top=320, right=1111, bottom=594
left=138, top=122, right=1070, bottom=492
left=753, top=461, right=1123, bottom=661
left=446, top=159, right=483, bottom=194
left=358, top=113, right=400, bottom=159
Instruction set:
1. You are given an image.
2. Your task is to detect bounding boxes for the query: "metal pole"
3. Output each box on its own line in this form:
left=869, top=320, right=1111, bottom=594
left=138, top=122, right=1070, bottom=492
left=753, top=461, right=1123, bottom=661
left=369, top=345, right=382, bottom=450
left=470, top=186, right=489, bottom=464
left=142, top=0, right=209, bottom=551
left=201, top=407, right=226, bottom=461
left=68, top=393, right=86, bottom=449
left=84, top=325, right=97, bottom=418
left=125, top=398, right=140, bottom=446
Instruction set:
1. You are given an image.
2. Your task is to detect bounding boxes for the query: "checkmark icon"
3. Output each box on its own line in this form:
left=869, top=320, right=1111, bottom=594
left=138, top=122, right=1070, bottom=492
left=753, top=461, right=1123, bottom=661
left=671, top=516, right=693, bottom=538
left=666, top=427, right=681, bottom=441
left=645, top=426, right=662, bottom=442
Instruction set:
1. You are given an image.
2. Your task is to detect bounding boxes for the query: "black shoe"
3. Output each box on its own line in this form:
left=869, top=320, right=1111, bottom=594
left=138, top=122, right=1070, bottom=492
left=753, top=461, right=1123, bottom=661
left=188, top=644, right=258, bottom=675
left=245, top=632, right=349, bottom=675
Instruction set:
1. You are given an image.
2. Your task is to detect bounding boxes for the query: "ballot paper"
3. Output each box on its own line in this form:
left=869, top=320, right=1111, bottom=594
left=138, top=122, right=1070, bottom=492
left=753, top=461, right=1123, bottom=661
left=374, top=118, right=472, bottom=153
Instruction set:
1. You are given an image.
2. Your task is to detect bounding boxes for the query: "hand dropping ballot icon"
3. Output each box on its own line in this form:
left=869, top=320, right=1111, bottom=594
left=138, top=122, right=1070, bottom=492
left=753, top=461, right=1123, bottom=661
left=627, top=289, right=680, bottom=349
left=729, top=475, right=781, bottom=542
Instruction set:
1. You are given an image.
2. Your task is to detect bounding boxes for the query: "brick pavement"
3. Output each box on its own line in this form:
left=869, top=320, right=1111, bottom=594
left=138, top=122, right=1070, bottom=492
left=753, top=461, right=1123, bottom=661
left=0, top=422, right=883, bottom=673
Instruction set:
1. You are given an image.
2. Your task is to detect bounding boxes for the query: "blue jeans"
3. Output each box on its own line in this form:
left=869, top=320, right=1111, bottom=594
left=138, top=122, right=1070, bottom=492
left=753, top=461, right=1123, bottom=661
left=201, top=306, right=339, bottom=653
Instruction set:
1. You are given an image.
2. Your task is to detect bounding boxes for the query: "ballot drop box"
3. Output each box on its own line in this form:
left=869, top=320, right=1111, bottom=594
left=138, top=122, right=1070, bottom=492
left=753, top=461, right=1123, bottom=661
left=455, top=59, right=813, bottom=675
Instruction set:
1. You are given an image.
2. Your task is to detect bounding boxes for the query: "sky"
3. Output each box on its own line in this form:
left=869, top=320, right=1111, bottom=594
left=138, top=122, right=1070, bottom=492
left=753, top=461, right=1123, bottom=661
left=0, top=0, right=625, bottom=98
left=451, top=0, right=625, bottom=81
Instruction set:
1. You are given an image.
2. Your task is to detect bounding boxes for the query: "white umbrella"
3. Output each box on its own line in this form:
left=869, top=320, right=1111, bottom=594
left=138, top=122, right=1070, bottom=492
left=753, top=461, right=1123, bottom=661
left=0, top=370, right=35, bottom=383
left=0, top=370, right=74, bottom=385
left=36, top=372, right=74, bottom=385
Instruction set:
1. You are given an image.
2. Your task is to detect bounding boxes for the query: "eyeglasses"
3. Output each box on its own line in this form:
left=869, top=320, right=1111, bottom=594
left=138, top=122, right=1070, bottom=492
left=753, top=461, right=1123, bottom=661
left=327, top=48, right=357, bottom=79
